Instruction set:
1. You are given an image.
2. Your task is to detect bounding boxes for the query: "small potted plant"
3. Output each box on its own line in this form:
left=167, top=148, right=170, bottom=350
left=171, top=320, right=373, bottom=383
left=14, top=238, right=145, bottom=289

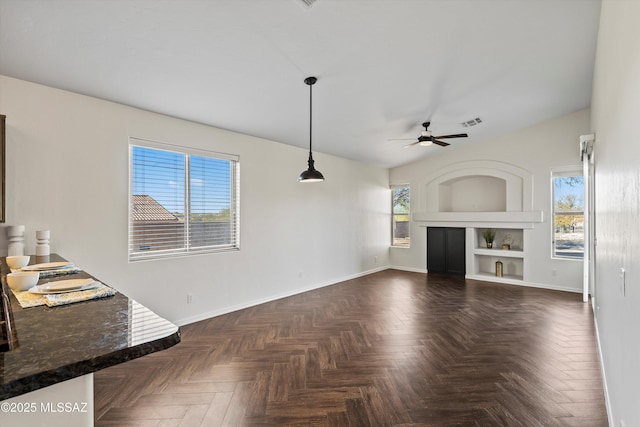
left=482, top=228, right=496, bottom=248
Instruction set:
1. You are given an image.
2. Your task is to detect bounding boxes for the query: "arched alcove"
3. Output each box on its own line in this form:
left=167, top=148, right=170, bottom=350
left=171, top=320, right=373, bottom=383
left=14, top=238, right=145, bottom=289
left=422, top=160, right=532, bottom=214
left=439, top=175, right=507, bottom=212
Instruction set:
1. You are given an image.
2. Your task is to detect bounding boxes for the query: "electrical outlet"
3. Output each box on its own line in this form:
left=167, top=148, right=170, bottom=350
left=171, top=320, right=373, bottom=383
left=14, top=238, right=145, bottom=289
left=186, top=293, right=193, bottom=304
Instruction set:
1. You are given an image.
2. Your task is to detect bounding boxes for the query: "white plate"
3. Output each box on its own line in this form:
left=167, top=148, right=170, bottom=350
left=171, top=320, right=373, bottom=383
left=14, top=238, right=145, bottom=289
left=29, top=279, right=98, bottom=294
left=22, top=262, right=74, bottom=271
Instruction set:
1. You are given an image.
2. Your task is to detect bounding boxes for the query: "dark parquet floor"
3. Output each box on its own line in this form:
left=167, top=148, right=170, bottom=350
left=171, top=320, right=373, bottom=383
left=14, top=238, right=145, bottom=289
left=94, top=270, right=608, bottom=426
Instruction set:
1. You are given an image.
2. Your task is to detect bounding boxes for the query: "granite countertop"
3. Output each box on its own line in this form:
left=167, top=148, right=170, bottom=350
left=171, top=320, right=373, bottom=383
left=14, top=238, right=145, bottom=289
left=0, top=254, right=180, bottom=400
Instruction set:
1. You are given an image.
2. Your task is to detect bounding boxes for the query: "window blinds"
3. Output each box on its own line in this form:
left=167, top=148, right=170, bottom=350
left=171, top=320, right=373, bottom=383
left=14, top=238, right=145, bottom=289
left=129, top=140, right=239, bottom=261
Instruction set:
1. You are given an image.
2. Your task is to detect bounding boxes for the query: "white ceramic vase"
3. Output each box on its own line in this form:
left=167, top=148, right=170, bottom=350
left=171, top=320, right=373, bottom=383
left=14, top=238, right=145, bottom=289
left=36, top=230, right=51, bottom=256
left=7, top=225, right=26, bottom=256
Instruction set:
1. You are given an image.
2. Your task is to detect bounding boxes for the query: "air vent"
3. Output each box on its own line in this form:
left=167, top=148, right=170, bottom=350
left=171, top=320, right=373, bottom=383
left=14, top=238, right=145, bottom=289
left=461, top=117, right=482, bottom=127
left=299, top=0, right=318, bottom=7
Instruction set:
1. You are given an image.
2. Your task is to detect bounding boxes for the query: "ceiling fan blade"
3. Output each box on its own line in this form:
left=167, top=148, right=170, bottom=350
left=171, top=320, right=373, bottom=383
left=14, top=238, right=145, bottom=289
left=403, top=141, right=421, bottom=148
left=432, top=139, right=450, bottom=147
left=433, top=133, right=468, bottom=139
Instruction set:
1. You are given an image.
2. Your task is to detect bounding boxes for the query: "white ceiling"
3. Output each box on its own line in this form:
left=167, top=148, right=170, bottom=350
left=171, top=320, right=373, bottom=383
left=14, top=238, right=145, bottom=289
left=0, top=0, right=601, bottom=168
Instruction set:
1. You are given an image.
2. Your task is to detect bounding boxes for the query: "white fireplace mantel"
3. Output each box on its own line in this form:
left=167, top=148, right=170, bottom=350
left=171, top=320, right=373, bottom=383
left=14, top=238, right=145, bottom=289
left=413, top=210, right=544, bottom=229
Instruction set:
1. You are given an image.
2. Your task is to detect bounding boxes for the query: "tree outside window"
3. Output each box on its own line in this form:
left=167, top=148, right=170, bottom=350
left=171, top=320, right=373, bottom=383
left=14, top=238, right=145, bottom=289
left=392, top=186, right=410, bottom=247
left=553, top=175, right=584, bottom=258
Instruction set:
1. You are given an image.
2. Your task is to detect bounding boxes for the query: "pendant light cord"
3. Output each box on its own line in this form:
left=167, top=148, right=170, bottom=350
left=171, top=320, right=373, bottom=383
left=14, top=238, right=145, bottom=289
left=309, top=81, right=313, bottom=156
left=298, top=76, right=323, bottom=182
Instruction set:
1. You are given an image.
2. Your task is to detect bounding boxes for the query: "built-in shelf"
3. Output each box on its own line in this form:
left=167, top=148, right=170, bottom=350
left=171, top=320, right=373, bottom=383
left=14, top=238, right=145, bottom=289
left=467, top=272, right=524, bottom=285
left=470, top=227, right=525, bottom=285
left=473, top=248, right=523, bottom=258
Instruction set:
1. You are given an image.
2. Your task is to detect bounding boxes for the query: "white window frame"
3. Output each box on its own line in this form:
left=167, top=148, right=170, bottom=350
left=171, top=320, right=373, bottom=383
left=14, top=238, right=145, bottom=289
left=128, top=137, right=240, bottom=261
left=391, top=185, right=410, bottom=248
left=551, top=167, right=584, bottom=260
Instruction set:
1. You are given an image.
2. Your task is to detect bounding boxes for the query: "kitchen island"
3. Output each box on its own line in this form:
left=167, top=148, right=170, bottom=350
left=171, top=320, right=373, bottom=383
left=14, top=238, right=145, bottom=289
left=0, top=254, right=180, bottom=426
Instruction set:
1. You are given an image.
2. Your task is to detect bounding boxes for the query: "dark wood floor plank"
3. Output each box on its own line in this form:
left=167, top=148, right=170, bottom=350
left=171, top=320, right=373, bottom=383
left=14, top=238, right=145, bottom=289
left=95, top=270, right=608, bottom=426
left=199, top=391, right=233, bottom=427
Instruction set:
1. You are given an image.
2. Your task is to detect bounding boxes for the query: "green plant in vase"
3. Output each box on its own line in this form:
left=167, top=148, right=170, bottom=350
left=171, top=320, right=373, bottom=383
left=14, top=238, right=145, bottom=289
left=482, top=228, right=496, bottom=248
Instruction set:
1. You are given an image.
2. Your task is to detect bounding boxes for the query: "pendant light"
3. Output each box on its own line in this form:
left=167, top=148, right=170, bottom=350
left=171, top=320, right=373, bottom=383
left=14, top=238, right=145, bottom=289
left=298, top=76, right=325, bottom=182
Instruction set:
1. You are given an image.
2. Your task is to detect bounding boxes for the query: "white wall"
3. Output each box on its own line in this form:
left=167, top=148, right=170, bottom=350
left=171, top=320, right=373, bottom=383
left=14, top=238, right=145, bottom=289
left=0, top=75, right=390, bottom=325
left=590, top=1, right=640, bottom=425
left=389, top=109, right=591, bottom=291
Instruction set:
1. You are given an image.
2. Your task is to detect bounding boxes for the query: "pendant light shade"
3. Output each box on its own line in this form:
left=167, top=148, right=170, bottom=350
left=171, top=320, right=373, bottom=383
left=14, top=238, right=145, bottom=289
left=298, top=76, right=325, bottom=182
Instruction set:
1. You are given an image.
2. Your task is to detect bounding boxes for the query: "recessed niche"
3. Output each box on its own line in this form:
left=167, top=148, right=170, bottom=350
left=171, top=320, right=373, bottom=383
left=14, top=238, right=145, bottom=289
left=438, top=175, right=507, bottom=212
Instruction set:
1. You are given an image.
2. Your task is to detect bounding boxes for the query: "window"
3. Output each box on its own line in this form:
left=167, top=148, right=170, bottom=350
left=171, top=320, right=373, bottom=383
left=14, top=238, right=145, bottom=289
left=392, top=185, right=410, bottom=247
left=552, top=171, right=584, bottom=259
left=129, top=139, right=240, bottom=261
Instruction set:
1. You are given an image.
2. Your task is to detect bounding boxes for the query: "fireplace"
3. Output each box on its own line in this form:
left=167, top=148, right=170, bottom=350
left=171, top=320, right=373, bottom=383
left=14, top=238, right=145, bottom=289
left=427, top=227, right=465, bottom=276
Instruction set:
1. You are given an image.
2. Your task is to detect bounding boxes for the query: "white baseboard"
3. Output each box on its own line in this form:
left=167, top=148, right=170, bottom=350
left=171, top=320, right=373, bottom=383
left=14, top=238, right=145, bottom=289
left=592, top=299, right=613, bottom=427
left=466, top=274, right=583, bottom=294
left=175, top=266, right=584, bottom=327
left=511, top=280, right=582, bottom=294
left=392, top=270, right=585, bottom=295
left=388, top=265, right=428, bottom=274
left=174, top=265, right=389, bottom=326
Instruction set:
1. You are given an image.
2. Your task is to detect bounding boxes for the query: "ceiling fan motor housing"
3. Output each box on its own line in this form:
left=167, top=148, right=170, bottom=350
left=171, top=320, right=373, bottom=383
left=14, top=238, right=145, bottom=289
left=400, top=121, right=467, bottom=148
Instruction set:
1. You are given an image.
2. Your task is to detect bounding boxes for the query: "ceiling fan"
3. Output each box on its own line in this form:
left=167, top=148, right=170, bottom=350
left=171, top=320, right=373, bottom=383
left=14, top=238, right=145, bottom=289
left=400, top=122, right=468, bottom=148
